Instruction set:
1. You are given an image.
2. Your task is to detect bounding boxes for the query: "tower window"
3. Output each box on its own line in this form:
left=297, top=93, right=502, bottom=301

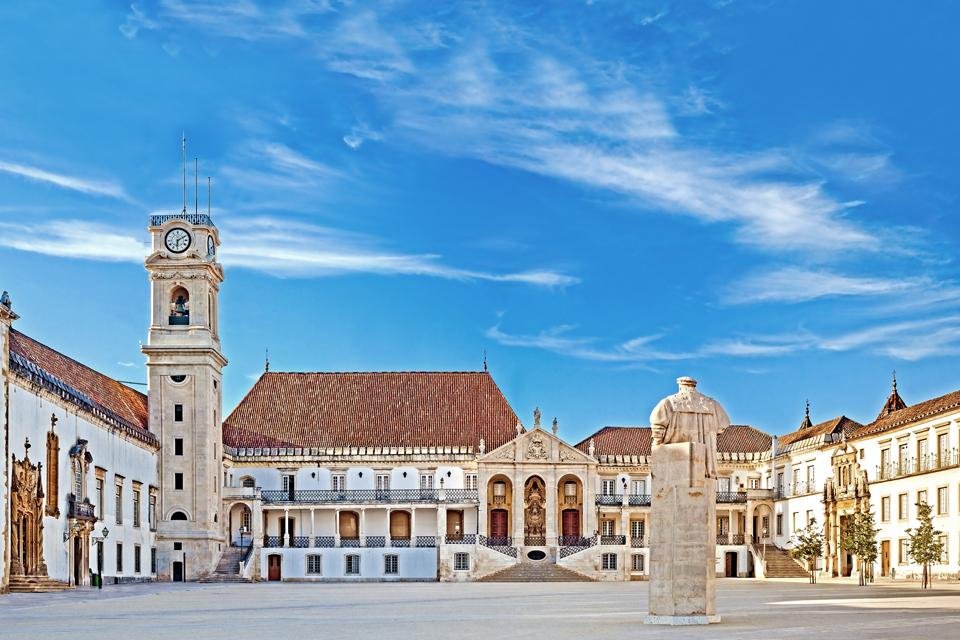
left=169, top=287, right=190, bottom=325
left=171, top=512, right=188, bottom=521
left=170, top=375, right=186, bottom=383
left=174, top=438, right=183, bottom=456
left=174, top=404, right=183, bottom=422
left=174, top=473, right=183, bottom=490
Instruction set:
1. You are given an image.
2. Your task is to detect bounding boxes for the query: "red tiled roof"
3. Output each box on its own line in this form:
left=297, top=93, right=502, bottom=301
left=223, top=371, right=519, bottom=450
left=575, top=424, right=771, bottom=457
left=853, top=389, right=960, bottom=440
left=8, top=329, right=149, bottom=432
left=777, top=416, right=863, bottom=447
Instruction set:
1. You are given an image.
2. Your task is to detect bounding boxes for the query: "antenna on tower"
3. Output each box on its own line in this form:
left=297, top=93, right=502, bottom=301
left=181, top=133, right=187, bottom=214
left=265, top=348, right=270, bottom=373
left=194, top=157, right=199, bottom=215
left=207, top=176, right=211, bottom=216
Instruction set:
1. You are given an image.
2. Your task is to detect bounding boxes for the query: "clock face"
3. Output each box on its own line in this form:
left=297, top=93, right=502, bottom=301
left=164, top=228, right=191, bottom=253
left=207, top=234, right=216, bottom=257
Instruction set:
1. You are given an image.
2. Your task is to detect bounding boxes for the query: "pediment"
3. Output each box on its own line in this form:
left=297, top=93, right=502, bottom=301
left=479, top=427, right=595, bottom=464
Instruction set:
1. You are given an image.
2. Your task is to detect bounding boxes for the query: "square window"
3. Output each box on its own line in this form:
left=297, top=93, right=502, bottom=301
left=174, top=473, right=184, bottom=490
left=174, top=404, right=183, bottom=422
left=420, top=474, right=434, bottom=490
left=174, top=438, right=184, bottom=456
left=602, top=552, right=617, bottom=570
left=173, top=542, right=183, bottom=551
left=345, top=554, right=361, bottom=576
left=306, top=555, right=322, bottom=575
left=384, top=554, right=399, bottom=575
left=631, top=553, right=645, bottom=572
left=454, top=552, right=470, bottom=571
left=465, top=474, right=478, bottom=491
left=331, top=474, right=345, bottom=491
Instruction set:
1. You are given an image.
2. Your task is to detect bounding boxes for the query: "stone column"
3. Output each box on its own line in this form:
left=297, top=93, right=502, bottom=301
left=360, top=508, right=366, bottom=546
left=411, top=508, right=417, bottom=540
left=513, top=472, right=524, bottom=545
left=645, top=442, right=719, bottom=625
left=334, top=508, right=340, bottom=546
left=546, top=468, right=557, bottom=546
left=386, top=508, right=392, bottom=546
left=310, top=509, right=315, bottom=548
left=283, top=508, right=290, bottom=547
left=437, top=507, right=447, bottom=544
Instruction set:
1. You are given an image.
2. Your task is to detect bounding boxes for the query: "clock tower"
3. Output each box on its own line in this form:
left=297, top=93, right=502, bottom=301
left=143, top=208, right=226, bottom=581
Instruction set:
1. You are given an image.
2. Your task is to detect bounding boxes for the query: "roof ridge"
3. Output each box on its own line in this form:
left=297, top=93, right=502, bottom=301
left=263, top=370, right=490, bottom=375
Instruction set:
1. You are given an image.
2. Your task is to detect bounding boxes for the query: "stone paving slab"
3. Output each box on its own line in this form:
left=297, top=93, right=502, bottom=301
left=2, top=578, right=959, bottom=640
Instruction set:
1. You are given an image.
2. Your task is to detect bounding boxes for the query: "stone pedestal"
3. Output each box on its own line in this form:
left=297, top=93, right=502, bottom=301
left=645, top=441, right=719, bottom=625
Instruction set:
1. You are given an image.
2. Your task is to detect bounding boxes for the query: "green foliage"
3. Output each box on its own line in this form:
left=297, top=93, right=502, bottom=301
left=840, top=509, right=879, bottom=585
left=790, top=518, right=823, bottom=583
left=907, top=501, right=945, bottom=589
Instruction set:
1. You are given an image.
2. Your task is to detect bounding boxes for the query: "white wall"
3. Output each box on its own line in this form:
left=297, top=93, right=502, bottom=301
left=259, top=547, right=437, bottom=581
left=8, top=382, right=159, bottom=583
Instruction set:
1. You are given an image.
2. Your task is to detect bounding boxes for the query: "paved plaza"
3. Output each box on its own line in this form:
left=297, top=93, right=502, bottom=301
left=2, top=579, right=959, bottom=640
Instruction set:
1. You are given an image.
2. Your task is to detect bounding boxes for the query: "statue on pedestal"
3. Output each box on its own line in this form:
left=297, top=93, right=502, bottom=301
left=650, top=376, right=730, bottom=480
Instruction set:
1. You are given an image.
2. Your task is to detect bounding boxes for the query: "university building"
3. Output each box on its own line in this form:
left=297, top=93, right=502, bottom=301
left=2, top=210, right=958, bottom=590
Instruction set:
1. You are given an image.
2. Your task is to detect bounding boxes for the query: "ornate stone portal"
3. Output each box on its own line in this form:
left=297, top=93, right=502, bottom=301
left=10, top=439, right=48, bottom=577
left=523, top=476, right=546, bottom=543
left=645, top=377, right=729, bottom=626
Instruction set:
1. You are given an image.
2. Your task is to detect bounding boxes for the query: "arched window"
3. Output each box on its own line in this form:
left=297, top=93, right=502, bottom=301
left=170, top=511, right=188, bottom=521
left=169, top=286, right=190, bottom=325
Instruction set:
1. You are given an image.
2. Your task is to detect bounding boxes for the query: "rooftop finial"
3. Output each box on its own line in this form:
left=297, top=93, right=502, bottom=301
left=0, top=290, right=10, bottom=308
left=181, top=133, right=187, bottom=214
left=799, top=399, right=813, bottom=430
left=265, top=348, right=270, bottom=373
left=892, top=369, right=897, bottom=392
left=805, top=399, right=810, bottom=419
left=552, top=416, right=558, bottom=435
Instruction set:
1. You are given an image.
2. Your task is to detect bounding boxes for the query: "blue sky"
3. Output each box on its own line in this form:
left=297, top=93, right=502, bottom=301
left=2, top=1, right=959, bottom=441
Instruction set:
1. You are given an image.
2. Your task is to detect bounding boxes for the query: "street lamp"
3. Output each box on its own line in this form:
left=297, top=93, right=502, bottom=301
left=762, top=526, right=768, bottom=564
left=239, top=525, right=249, bottom=548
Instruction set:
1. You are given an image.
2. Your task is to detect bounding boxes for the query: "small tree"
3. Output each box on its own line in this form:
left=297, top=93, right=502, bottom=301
left=791, top=519, right=824, bottom=583
left=907, top=502, right=945, bottom=589
left=840, top=509, right=879, bottom=586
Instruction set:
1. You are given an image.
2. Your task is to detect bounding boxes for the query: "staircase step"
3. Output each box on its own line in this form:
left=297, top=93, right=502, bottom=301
left=480, top=562, right=593, bottom=582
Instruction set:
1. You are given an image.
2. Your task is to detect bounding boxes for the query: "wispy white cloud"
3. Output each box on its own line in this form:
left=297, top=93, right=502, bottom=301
left=117, top=361, right=137, bottom=368
left=726, top=267, right=922, bottom=304
left=0, top=160, right=128, bottom=199
left=220, top=140, right=342, bottom=193
left=0, top=216, right=577, bottom=288
left=488, top=314, right=960, bottom=363
left=119, top=4, right=159, bottom=39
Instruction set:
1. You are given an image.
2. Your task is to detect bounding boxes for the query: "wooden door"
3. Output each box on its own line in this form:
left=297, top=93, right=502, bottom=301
left=561, top=509, right=580, bottom=538
left=881, top=540, right=890, bottom=576
left=390, top=511, right=411, bottom=538
left=725, top=552, right=737, bottom=577
left=268, top=555, right=281, bottom=581
left=490, top=509, right=508, bottom=540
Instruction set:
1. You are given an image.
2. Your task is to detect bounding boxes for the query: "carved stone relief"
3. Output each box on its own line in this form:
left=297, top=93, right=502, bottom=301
left=526, top=432, right=548, bottom=460
left=10, top=439, right=48, bottom=576
left=523, top=476, right=546, bottom=539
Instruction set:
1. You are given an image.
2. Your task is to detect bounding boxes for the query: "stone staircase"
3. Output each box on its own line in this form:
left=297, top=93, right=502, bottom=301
left=7, top=575, right=74, bottom=593
left=760, top=546, right=810, bottom=578
left=480, top=562, right=593, bottom=582
left=197, top=546, right=252, bottom=583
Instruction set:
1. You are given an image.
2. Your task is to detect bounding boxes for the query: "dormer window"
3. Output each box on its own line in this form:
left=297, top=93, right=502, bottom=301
left=169, top=286, right=190, bottom=325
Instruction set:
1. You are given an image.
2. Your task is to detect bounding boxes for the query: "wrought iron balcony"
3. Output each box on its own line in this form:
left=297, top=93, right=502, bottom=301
left=630, top=536, right=647, bottom=548
left=292, top=536, right=309, bottom=548
left=524, top=536, right=546, bottom=546
left=314, top=536, right=335, bottom=548
left=415, top=536, right=437, bottom=548
left=558, top=535, right=597, bottom=558
left=479, top=535, right=517, bottom=558
left=150, top=213, right=214, bottom=227
left=365, top=536, right=386, bottom=548
left=264, top=535, right=282, bottom=548
left=600, top=535, right=626, bottom=546
left=68, top=496, right=96, bottom=522
left=877, top=449, right=959, bottom=481
left=260, top=489, right=479, bottom=504
left=730, top=534, right=745, bottom=545
left=340, top=536, right=360, bottom=548
left=558, top=536, right=592, bottom=547
left=716, top=491, right=748, bottom=504
left=390, top=537, right=411, bottom=548
left=595, top=493, right=623, bottom=506
left=716, top=534, right=730, bottom=545
left=628, top=493, right=651, bottom=506
left=444, top=534, right=476, bottom=545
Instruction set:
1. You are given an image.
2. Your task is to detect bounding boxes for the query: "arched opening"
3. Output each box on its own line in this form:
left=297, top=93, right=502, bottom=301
left=557, top=474, right=583, bottom=543
left=523, top=475, right=546, bottom=546
left=339, top=511, right=360, bottom=542
left=390, top=511, right=411, bottom=540
left=170, top=511, right=188, bottom=521
left=169, top=286, right=190, bottom=325
left=229, top=503, right=253, bottom=546
left=751, top=504, right=772, bottom=543
left=486, top=475, right=513, bottom=543
left=240, top=476, right=256, bottom=488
